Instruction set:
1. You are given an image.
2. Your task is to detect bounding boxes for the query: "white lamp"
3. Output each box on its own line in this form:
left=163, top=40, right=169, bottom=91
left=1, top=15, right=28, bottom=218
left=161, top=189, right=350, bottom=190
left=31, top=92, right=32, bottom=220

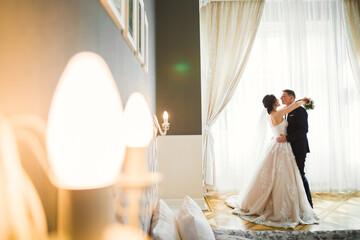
left=114, top=92, right=161, bottom=238
left=46, top=52, right=126, bottom=240
left=122, top=92, right=153, bottom=148
left=47, top=51, right=125, bottom=189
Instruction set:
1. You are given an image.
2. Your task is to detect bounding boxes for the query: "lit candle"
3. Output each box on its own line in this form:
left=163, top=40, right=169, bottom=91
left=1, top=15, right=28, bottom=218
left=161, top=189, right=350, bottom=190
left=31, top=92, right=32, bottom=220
left=163, top=111, right=168, bottom=124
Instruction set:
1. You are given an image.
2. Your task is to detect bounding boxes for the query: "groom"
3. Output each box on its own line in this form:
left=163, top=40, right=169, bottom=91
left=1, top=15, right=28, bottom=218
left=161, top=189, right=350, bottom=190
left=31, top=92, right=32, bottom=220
left=277, top=89, right=313, bottom=208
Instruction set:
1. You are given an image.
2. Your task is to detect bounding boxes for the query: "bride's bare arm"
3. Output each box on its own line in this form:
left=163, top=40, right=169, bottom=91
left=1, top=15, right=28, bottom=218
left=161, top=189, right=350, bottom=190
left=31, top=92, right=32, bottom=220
left=295, top=97, right=310, bottom=103
left=276, top=97, right=309, bottom=118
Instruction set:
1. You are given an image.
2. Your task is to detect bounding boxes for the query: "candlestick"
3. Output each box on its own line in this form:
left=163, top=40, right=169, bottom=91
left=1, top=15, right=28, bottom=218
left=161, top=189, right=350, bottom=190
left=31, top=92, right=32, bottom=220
left=152, top=111, right=170, bottom=136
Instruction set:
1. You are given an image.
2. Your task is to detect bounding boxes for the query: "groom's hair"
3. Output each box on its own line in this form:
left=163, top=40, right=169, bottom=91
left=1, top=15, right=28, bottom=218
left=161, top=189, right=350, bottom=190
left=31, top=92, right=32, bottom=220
left=283, top=89, right=296, bottom=99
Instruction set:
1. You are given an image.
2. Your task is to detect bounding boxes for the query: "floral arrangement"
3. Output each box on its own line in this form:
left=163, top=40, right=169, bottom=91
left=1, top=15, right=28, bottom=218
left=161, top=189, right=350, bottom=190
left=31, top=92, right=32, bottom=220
left=304, top=99, right=315, bottom=110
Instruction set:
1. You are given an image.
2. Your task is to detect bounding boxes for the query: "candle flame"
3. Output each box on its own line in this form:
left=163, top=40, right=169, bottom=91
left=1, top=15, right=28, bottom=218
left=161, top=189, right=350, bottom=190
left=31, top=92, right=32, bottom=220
left=163, top=111, right=168, bottom=120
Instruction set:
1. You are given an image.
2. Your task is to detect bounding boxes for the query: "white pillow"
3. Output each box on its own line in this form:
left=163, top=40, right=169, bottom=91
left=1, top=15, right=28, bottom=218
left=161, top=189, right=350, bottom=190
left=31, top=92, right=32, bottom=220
left=177, top=196, right=215, bottom=240
left=150, top=199, right=181, bottom=240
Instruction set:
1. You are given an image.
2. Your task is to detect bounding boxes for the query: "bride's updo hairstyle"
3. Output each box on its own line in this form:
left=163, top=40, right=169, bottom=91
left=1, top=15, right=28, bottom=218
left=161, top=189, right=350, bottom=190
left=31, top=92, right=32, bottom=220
left=263, top=94, right=277, bottom=114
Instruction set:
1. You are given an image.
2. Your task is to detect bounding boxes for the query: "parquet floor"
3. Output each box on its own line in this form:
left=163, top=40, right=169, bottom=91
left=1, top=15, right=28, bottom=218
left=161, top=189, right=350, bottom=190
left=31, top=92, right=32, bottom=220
left=204, top=191, right=360, bottom=231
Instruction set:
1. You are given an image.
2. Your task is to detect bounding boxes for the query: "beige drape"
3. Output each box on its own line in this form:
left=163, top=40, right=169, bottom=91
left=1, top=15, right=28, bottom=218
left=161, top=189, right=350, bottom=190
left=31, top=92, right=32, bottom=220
left=343, top=0, right=360, bottom=93
left=200, top=0, right=264, bottom=187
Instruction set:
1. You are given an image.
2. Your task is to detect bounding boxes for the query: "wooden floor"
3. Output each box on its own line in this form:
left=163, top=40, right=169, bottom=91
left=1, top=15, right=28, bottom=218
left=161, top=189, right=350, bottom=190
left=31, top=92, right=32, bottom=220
left=204, top=191, right=360, bottom=231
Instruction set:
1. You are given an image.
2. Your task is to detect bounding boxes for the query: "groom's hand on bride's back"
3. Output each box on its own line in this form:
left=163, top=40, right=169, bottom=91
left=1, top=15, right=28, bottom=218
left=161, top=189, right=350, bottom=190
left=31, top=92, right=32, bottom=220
left=276, top=134, right=287, bottom=143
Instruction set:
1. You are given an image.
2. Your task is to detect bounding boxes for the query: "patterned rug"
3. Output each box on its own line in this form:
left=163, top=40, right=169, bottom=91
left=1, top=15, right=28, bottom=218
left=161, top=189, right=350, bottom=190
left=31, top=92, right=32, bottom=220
left=213, top=228, right=360, bottom=240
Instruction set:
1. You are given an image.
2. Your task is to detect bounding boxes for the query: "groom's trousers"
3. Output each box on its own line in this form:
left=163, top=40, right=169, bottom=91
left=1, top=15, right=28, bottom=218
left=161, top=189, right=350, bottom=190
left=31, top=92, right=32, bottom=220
left=294, top=154, right=313, bottom=208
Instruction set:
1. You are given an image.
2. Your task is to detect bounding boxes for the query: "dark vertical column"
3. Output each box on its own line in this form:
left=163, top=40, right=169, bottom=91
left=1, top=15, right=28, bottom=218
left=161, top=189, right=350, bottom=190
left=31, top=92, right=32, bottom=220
left=155, top=0, right=201, bottom=135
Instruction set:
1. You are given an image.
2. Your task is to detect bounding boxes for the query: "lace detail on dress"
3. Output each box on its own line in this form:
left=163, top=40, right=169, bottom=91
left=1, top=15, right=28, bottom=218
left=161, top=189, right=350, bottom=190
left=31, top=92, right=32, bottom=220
left=288, top=185, right=296, bottom=201
left=233, top=212, right=299, bottom=229
left=277, top=155, right=285, bottom=173
left=260, top=167, right=275, bottom=191
left=280, top=202, right=291, bottom=222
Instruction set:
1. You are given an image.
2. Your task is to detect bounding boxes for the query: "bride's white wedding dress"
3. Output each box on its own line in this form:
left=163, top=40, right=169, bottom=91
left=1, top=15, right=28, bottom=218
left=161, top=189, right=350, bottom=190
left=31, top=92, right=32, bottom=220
left=225, top=119, right=319, bottom=229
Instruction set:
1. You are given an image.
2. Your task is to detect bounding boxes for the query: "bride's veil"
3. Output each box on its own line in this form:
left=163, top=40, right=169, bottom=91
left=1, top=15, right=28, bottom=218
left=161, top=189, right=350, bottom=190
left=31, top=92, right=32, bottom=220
left=253, top=108, right=272, bottom=163
left=225, top=108, right=271, bottom=208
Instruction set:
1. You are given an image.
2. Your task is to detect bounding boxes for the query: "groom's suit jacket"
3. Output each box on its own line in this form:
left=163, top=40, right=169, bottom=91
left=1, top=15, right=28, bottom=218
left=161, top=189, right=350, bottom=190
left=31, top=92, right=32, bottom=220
left=286, top=106, right=310, bottom=156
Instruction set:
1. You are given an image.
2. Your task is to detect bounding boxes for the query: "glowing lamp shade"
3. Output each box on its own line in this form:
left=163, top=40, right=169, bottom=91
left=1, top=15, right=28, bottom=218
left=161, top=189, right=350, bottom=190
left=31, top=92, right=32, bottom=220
left=47, top=52, right=125, bottom=189
left=122, top=93, right=153, bottom=147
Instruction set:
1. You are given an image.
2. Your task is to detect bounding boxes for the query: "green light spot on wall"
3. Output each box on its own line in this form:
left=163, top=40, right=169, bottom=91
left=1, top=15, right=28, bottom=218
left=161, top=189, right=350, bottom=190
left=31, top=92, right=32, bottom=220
left=174, top=62, right=190, bottom=74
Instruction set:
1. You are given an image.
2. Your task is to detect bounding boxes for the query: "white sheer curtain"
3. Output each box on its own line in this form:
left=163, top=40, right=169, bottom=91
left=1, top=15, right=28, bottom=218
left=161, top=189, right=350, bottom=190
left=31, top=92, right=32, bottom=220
left=212, top=0, right=360, bottom=192
left=200, top=1, right=264, bottom=187
left=343, top=0, right=360, bottom=93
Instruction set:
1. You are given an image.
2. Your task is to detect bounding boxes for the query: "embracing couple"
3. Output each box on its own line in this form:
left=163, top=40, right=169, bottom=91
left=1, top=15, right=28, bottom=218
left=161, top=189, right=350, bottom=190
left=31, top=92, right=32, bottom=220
left=226, top=89, right=319, bottom=229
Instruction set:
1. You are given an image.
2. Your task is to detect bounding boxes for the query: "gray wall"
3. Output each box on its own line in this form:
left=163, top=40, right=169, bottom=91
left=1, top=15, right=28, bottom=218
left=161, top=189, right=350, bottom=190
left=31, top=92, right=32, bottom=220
left=0, top=0, right=156, bottom=233
left=155, top=0, right=202, bottom=135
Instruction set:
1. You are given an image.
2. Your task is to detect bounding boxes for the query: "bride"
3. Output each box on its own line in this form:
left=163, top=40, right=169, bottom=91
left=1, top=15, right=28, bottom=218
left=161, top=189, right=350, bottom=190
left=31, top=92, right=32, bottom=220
left=225, top=94, right=319, bottom=229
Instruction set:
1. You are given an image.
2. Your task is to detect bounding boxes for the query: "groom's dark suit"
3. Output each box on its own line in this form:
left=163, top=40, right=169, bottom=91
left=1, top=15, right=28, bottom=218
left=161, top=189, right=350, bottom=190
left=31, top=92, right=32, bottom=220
left=286, top=106, right=313, bottom=208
